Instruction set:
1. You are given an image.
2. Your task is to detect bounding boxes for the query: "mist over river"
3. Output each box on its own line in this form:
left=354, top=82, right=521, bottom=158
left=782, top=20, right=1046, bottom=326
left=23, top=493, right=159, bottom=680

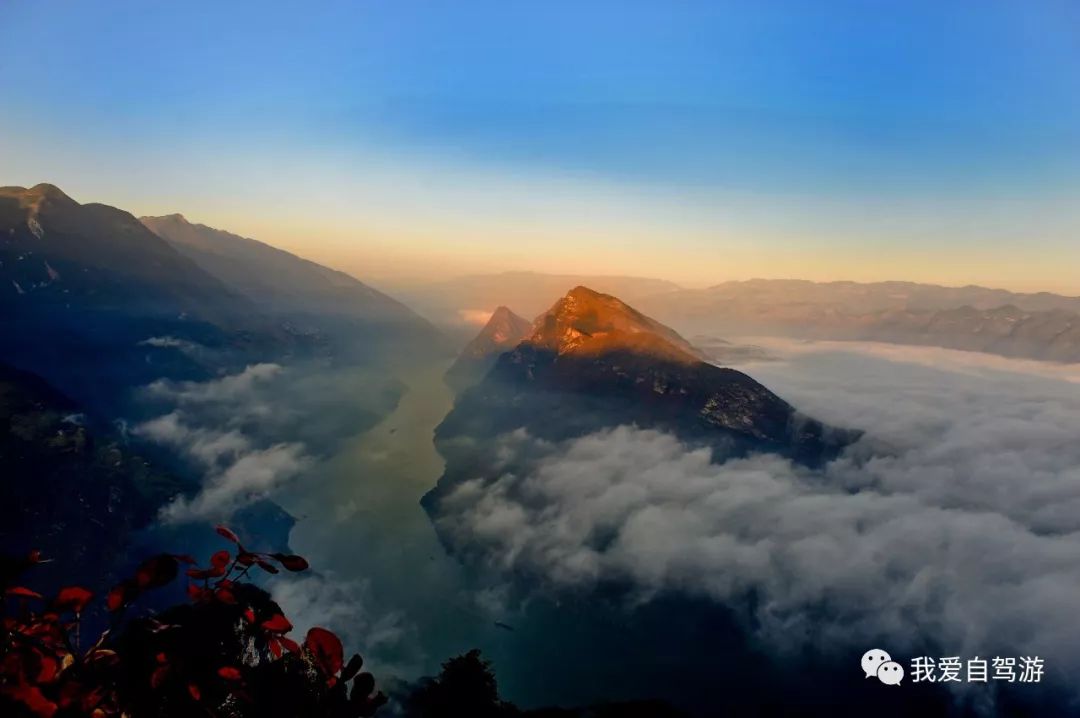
left=273, top=361, right=488, bottom=676
left=269, top=340, right=1080, bottom=713
left=269, top=360, right=778, bottom=709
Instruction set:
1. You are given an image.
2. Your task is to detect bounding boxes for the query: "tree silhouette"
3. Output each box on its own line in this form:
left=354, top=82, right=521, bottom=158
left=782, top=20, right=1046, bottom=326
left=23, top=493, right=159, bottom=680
left=404, top=649, right=518, bottom=718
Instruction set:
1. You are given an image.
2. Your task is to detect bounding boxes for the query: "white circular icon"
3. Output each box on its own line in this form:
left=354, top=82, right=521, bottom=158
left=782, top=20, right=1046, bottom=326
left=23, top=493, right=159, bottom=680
left=877, top=660, right=904, bottom=685
left=861, top=648, right=892, bottom=678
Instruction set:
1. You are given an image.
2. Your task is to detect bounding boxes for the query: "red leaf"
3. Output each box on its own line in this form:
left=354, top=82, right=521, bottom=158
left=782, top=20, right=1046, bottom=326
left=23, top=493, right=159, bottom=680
left=260, top=614, right=292, bottom=633
left=305, top=627, right=344, bottom=677
left=151, top=665, right=170, bottom=689
left=188, top=551, right=230, bottom=579
left=216, top=526, right=240, bottom=544
left=268, top=639, right=283, bottom=659
left=88, top=650, right=120, bottom=667
left=187, top=584, right=209, bottom=603
left=5, top=586, right=43, bottom=600
left=271, top=554, right=310, bottom=572
left=215, top=588, right=237, bottom=605
left=107, top=580, right=138, bottom=612
left=243, top=608, right=256, bottom=624
left=236, top=552, right=257, bottom=566
left=255, top=559, right=279, bottom=575
left=210, top=550, right=231, bottom=570
left=36, top=654, right=59, bottom=684
left=5, top=683, right=57, bottom=717
left=280, top=637, right=300, bottom=654
left=54, top=586, right=93, bottom=614
left=217, top=666, right=242, bottom=681
left=135, top=554, right=179, bottom=589
left=187, top=683, right=201, bottom=701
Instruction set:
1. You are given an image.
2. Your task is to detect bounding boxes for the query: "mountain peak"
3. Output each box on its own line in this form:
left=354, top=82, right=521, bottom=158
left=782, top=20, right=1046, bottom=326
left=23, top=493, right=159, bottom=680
left=444, top=305, right=532, bottom=391
left=461, top=306, right=531, bottom=360
left=27, top=183, right=73, bottom=202
left=525, top=286, right=704, bottom=363
left=565, top=285, right=602, bottom=300
left=0, top=183, right=76, bottom=207
left=482, top=305, right=530, bottom=340
left=141, top=213, right=192, bottom=231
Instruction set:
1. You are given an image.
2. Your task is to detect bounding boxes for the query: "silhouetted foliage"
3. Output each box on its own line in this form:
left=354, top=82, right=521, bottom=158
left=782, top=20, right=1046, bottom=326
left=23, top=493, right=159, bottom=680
left=0, top=528, right=386, bottom=718
left=3, top=532, right=684, bottom=718
left=524, top=702, right=689, bottom=718
left=404, top=649, right=518, bottom=718
left=401, top=649, right=689, bottom=718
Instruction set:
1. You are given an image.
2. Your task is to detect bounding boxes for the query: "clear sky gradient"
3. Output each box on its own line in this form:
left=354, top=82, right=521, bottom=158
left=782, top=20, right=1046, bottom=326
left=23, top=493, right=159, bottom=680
left=1, top=1, right=1078, bottom=291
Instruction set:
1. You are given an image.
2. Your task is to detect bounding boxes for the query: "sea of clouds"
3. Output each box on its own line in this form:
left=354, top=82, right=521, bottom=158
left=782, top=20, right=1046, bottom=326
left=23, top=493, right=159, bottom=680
left=129, top=356, right=419, bottom=673
left=132, top=354, right=401, bottom=522
left=133, top=363, right=312, bottom=522
left=431, top=340, right=1080, bottom=686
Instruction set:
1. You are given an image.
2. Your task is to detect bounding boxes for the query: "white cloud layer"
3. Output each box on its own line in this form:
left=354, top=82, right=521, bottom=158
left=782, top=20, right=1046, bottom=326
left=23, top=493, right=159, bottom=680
left=134, top=363, right=311, bottom=522
left=160, top=442, right=310, bottom=522
left=269, top=572, right=415, bottom=675
left=432, top=343, right=1080, bottom=684
left=144, top=363, right=284, bottom=415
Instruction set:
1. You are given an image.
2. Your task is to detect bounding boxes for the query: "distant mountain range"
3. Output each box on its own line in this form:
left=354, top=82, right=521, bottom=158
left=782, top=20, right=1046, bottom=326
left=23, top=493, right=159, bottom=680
left=0, top=183, right=445, bottom=413
left=638, top=279, right=1080, bottom=362
left=141, top=213, right=446, bottom=363
left=650, top=278, right=1080, bottom=315
left=1, top=184, right=258, bottom=326
left=402, top=273, right=1080, bottom=364
left=425, top=287, right=856, bottom=523
left=1, top=184, right=264, bottom=412
left=396, top=271, right=682, bottom=329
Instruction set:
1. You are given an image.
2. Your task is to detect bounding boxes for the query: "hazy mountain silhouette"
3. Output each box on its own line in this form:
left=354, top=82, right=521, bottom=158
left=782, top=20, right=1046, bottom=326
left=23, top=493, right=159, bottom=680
left=141, top=213, right=447, bottom=362
left=398, top=271, right=682, bottom=328
left=640, top=279, right=1080, bottom=362
left=444, top=306, right=532, bottom=392
left=0, top=184, right=277, bottom=411
left=0, top=184, right=261, bottom=325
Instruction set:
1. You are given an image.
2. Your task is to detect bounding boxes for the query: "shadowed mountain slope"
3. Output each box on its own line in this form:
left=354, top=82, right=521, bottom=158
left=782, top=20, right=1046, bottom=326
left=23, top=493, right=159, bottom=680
left=0, top=184, right=277, bottom=411
left=0, top=361, right=188, bottom=588
left=1, top=185, right=257, bottom=326
left=141, top=213, right=448, bottom=362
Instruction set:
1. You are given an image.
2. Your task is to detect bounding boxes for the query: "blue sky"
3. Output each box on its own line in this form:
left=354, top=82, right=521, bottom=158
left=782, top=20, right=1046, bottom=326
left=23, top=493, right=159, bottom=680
left=1, top=0, right=1078, bottom=289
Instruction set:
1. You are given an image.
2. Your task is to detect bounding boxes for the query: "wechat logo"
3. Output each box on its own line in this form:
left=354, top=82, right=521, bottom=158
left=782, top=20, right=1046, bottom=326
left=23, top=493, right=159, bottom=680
left=862, top=648, right=904, bottom=685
